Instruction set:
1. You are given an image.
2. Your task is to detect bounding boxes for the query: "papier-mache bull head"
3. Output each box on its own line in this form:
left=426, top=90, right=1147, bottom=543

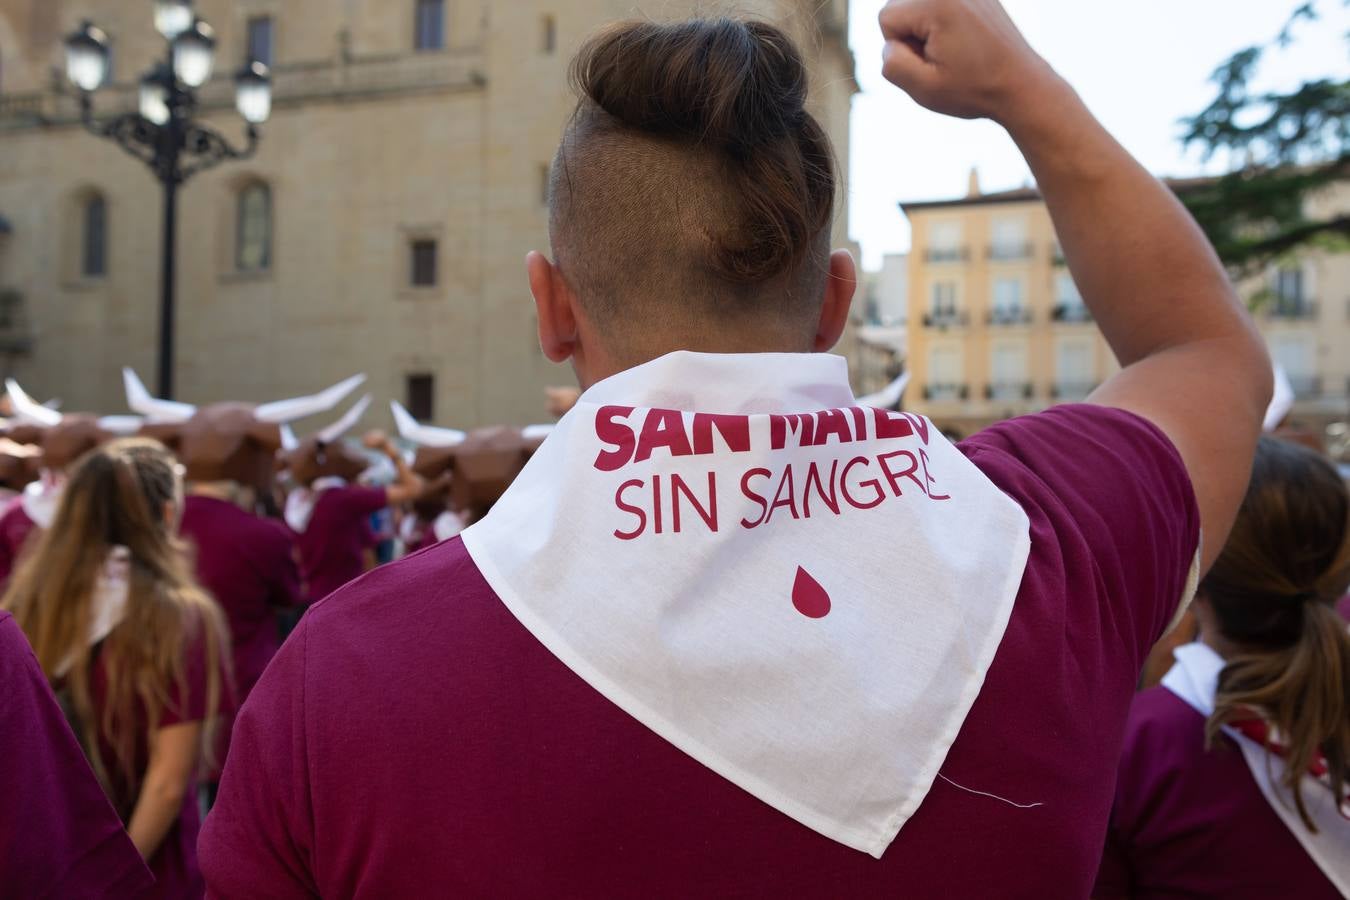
left=279, top=394, right=375, bottom=486
left=391, top=401, right=550, bottom=519
left=0, top=438, right=42, bottom=491
left=123, top=368, right=367, bottom=490
left=5, top=379, right=144, bottom=471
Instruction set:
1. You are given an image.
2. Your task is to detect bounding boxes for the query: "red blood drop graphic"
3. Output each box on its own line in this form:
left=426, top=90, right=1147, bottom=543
left=792, top=566, right=831, bottom=618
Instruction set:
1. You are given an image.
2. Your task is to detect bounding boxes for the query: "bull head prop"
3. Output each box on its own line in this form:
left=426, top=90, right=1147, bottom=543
left=279, top=394, right=374, bottom=486
left=123, top=368, right=367, bottom=492
left=0, top=438, right=42, bottom=492
left=5, top=379, right=144, bottom=471
left=391, top=401, right=550, bottom=520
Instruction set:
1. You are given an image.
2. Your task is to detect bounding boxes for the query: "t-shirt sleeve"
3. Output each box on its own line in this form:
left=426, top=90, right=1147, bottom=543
left=199, top=617, right=318, bottom=899
left=0, top=614, right=154, bottom=899
left=961, top=405, right=1200, bottom=666
left=161, top=612, right=217, bottom=727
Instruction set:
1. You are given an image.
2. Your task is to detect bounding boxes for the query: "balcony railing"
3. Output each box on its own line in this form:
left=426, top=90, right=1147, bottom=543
left=923, top=383, right=969, bottom=402
left=1052, top=303, right=1092, bottom=323
left=924, top=247, right=969, bottom=263
left=987, top=242, right=1034, bottom=262
left=1267, top=298, right=1318, bottom=321
left=987, top=307, right=1032, bottom=326
left=985, top=382, right=1034, bottom=401
left=1051, top=381, right=1098, bottom=401
left=922, top=309, right=970, bottom=329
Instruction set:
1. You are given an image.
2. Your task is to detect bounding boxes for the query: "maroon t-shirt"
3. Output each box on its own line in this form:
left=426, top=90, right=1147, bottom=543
left=0, top=612, right=153, bottom=898
left=180, top=495, right=301, bottom=705
left=292, top=485, right=387, bottom=603
left=91, top=619, right=213, bottom=900
left=0, top=497, right=38, bottom=586
left=1096, top=687, right=1340, bottom=899
left=201, top=406, right=1198, bottom=898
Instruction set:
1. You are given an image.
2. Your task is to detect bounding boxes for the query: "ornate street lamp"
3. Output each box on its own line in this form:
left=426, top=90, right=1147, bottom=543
left=64, top=2, right=271, bottom=399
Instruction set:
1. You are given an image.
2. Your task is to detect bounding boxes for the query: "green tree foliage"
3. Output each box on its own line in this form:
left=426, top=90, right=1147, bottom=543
left=1180, top=1, right=1349, bottom=274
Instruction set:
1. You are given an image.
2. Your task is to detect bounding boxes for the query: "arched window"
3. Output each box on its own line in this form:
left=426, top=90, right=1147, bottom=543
left=236, top=182, right=271, bottom=271
left=82, top=194, right=107, bottom=277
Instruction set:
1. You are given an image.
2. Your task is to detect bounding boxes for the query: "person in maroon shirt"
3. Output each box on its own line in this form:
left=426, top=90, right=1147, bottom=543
left=283, top=429, right=424, bottom=603
left=0, top=611, right=153, bottom=899
left=1097, top=437, right=1350, bottom=898
left=179, top=483, right=302, bottom=789
left=202, top=3, right=1271, bottom=896
left=5, top=439, right=231, bottom=900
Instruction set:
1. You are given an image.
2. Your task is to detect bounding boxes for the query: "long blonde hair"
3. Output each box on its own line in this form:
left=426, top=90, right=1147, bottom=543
left=1202, top=436, right=1350, bottom=831
left=2, top=438, right=230, bottom=808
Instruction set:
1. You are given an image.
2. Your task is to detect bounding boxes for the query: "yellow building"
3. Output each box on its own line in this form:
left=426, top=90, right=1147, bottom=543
left=0, top=0, right=856, bottom=427
left=902, top=174, right=1350, bottom=438
left=901, top=174, right=1113, bottom=435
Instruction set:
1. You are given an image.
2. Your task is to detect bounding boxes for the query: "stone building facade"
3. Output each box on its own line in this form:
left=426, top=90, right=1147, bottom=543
left=0, top=0, right=856, bottom=427
left=902, top=173, right=1350, bottom=437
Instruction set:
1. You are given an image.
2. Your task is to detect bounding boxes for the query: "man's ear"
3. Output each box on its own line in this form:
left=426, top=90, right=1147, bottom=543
left=528, top=251, right=580, bottom=364
left=813, top=249, right=857, bottom=352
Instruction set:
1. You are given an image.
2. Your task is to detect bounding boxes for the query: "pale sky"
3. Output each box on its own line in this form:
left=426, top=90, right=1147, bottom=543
left=846, top=0, right=1350, bottom=269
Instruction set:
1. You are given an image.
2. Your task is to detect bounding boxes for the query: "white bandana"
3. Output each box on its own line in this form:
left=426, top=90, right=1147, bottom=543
left=462, top=352, right=1031, bottom=857
left=55, top=546, right=130, bottom=677
left=21, top=476, right=62, bottom=530
left=1164, top=642, right=1350, bottom=893
left=284, top=476, right=348, bottom=534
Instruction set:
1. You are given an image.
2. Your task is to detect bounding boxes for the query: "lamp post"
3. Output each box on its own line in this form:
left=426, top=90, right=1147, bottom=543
left=65, top=1, right=272, bottom=399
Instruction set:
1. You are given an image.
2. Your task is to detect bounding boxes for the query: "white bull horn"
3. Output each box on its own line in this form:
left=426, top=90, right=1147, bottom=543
left=390, top=400, right=466, bottom=448
left=280, top=424, right=299, bottom=452
left=122, top=368, right=197, bottom=423
left=856, top=371, right=911, bottom=410
left=6, top=379, right=62, bottom=427
left=317, top=394, right=371, bottom=444
left=254, top=373, right=367, bottom=424
left=521, top=424, right=555, bottom=442
left=1263, top=364, right=1295, bottom=433
left=97, top=415, right=145, bottom=436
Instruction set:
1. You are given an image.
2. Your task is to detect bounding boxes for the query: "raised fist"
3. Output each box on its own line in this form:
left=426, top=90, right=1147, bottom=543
left=878, top=0, right=1056, bottom=122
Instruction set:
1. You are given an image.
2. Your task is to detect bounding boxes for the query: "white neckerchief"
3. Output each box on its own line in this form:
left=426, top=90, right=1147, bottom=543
left=1163, top=642, right=1350, bottom=893
left=21, top=476, right=62, bottom=530
left=462, top=351, right=1031, bottom=857
left=55, top=546, right=131, bottom=677
left=284, top=476, right=348, bottom=534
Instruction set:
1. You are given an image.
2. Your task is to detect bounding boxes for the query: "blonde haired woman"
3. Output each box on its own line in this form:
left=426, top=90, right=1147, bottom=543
left=5, top=438, right=230, bottom=898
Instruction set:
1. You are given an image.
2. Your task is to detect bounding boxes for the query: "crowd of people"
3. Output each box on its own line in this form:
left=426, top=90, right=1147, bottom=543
left=2, top=1, right=1348, bottom=897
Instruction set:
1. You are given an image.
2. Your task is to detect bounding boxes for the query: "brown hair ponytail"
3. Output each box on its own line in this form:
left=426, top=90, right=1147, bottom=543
left=1202, top=436, right=1350, bottom=830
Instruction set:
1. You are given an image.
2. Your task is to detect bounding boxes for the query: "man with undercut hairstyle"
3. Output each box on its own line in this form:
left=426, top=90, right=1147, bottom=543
left=202, top=4, right=1270, bottom=896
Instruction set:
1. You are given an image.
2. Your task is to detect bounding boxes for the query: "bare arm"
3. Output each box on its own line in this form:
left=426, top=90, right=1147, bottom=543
left=879, top=0, right=1271, bottom=570
left=363, top=430, right=425, bottom=506
left=125, top=721, right=201, bottom=860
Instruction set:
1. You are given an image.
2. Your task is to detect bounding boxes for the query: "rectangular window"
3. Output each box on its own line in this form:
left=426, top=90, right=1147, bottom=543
left=406, top=374, right=435, bottom=422
left=538, top=164, right=551, bottom=205
left=929, top=346, right=961, bottom=382
left=247, top=16, right=274, bottom=67
left=927, top=221, right=964, bottom=262
left=541, top=15, right=557, bottom=54
left=989, top=217, right=1028, bottom=259
left=992, top=278, right=1023, bottom=315
left=1055, top=339, right=1095, bottom=400
left=83, top=196, right=107, bottom=278
left=930, top=281, right=956, bottom=313
left=410, top=239, right=438, bottom=287
left=414, top=0, right=445, bottom=51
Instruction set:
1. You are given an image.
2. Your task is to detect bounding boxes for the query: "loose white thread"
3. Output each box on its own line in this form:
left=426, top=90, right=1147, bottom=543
left=938, top=774, right=1045, bottom=810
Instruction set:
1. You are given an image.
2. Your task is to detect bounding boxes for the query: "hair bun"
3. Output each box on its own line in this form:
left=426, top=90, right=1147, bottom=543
left=568, top=18, right=835, bottom=286
left=573, top=19, right=808, bottom=156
